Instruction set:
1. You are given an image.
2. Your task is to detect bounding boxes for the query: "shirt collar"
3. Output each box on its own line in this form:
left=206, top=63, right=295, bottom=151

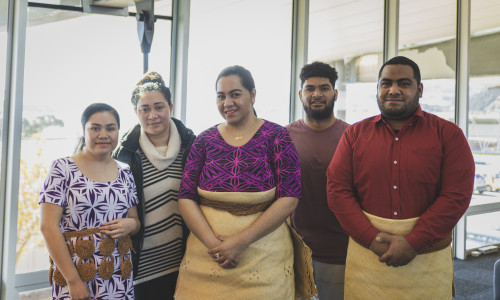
left=372, top=105, right=424, bottom=124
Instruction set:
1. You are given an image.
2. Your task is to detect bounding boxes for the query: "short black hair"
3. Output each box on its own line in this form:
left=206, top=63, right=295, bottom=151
left=81, top=102, right=120, bottom=130
left=378, top=56, right=421, bottom=84
left=300, top=61, right=338, bottom=88
left=131, top=71, right=172, bottom=107
left=215, top=65, right=255, bottom=92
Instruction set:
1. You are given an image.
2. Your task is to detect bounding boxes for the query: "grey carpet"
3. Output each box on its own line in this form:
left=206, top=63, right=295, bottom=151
left=454, top=251, right=500, bottom=299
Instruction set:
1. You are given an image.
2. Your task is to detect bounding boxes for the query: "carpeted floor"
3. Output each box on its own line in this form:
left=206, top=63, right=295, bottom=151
left=454, top=251, right=499, bottom=299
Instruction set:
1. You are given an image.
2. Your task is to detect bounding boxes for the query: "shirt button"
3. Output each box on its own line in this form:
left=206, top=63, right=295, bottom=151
left=395, top=137, right=399, bottom=141
left=394, top=212, right=398, bottom=216
left=393, top=186, right=397, bottom=189
left=393, top=161, right=397, bottom=164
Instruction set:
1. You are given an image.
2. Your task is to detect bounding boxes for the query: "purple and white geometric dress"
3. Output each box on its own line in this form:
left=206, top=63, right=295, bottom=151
left=39, top=157, right=138, bottom=300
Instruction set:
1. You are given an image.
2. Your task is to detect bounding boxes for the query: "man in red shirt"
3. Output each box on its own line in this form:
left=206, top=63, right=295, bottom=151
left=327, top=56, right=474, bottom=299
left=287, top=61, right=349, bottom=300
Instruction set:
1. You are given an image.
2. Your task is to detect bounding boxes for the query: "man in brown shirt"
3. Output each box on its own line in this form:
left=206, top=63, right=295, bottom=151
left=286, top=61, right=349, bottom=299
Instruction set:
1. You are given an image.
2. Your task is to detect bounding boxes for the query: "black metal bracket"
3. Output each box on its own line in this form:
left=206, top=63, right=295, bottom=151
left=135, top=0, right=155, bottom=73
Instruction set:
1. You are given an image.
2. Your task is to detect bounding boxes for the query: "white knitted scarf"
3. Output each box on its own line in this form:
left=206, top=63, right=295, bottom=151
left=139, top=119, right=181, bottom=171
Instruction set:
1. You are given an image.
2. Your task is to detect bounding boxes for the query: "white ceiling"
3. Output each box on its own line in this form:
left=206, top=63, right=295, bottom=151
left=308, top=0, right=385, bottom=61
left=308, top=0, right=500, bottom=62
left=21, top=0, right=500, bottom=63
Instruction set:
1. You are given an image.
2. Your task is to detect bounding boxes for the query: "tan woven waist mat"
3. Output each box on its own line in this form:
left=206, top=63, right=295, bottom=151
left=175, top=188, right=316, bottom=300
left=358, top=211, right=452, bottom=254
left=344, top=211, right=454, bottom=299
left=49, top=227, right=133, bottom=286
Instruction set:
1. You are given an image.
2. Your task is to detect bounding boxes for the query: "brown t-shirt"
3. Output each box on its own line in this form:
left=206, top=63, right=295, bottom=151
left=286, top=118, right=350, bottom=264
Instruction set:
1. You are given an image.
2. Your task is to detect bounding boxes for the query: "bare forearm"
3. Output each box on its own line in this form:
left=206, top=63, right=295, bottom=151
left=40, top=203, right=90, bottom=299
left=128, top=206, right=140, bottom=235
left=206, top=196, right=298, bottom=268
left=179, top=198, right=220, bottom=249
left=130, top=217, right=140, bottom=235
left=99, top=217, right=140, bottom=239
left=41, top=226, right=80, bottom=284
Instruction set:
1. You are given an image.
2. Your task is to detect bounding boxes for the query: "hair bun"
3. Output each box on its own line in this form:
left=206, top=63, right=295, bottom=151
left=136, top=71, right=165, bottom=86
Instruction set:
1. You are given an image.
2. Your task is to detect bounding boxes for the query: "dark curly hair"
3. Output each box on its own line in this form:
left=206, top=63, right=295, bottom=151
left=300, top=61, right=338, bottom=88
left=131, top=71, right=172, bottom=107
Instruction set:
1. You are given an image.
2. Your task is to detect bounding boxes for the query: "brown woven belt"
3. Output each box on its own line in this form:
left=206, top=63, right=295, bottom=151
left=419, top=232, right=453, bottom=254
left=49, top=227, right=133, bottom=287
left=62, top=227, right=100, bottom=239
left=199, top=197, right=273, bottom=216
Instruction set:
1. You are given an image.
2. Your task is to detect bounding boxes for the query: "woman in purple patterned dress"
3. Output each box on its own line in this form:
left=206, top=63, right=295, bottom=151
left=40, top=103, right=140, bottom=300
left=175, top=66, right=301, bottom=299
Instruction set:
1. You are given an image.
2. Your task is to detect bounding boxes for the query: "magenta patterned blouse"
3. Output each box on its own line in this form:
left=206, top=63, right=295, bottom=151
left=178, top=120, right=301, bottom=201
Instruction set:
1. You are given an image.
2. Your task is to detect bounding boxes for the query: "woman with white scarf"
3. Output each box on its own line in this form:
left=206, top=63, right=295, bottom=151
left=113, top=72, right=195, bottom=300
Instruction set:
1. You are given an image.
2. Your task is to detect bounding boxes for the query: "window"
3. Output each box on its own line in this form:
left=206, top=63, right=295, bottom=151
left=19, top=287, right=51, bottom=300
left=0, top=0, right=9, bottom=285
left=467, top=0, right=500, bottom=250
left=1, top=0, right=7, bottom=187
left=308, top=0, right=384, bottom=124
left=466, top=211, right=500, bottom=250
left=16, top=6, right=172, bottom=274
left=399, top=0, right=457, bottom=121
left=186, top=0, right=293, bottom=134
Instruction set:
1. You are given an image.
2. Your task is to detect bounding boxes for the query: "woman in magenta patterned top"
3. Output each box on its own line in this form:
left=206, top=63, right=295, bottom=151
left=174, top=66, right=301, bottom=299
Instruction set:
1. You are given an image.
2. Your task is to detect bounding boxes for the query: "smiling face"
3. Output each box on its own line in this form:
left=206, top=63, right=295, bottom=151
left=216, top=75, right=255, bottom=126
left=135, top=90, right=173, bottom=140
left=299, top=77, right=337, bottom=120
left=83, top=111, right=119, bottom=156
left=377, top=64, right=423, bottom=122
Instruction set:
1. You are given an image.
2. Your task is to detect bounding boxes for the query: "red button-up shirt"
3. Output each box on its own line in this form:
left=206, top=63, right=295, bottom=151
left=327, top=106, right=474, bottom=252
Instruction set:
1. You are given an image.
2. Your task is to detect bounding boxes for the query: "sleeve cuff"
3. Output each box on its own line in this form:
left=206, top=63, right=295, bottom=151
left=405, top=233, right=427, bottom=252
left=358, top=226, right=380, bottom=248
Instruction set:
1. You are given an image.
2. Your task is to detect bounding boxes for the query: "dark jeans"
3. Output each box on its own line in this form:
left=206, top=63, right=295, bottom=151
left=134, top=271, right=179, bottom=300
